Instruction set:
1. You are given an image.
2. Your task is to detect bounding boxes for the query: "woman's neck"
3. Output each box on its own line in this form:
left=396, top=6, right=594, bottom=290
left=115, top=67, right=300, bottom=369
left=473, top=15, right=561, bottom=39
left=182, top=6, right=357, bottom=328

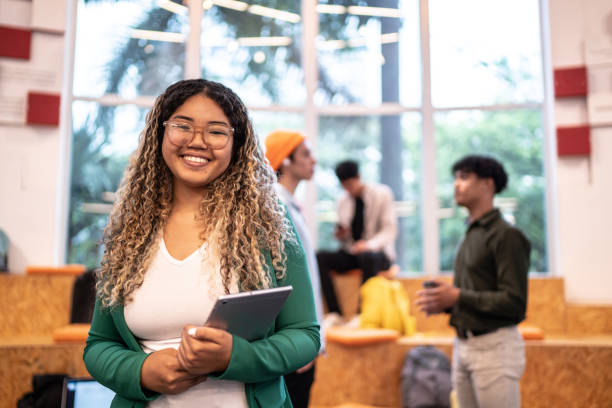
left=172, top=182, right=206, bottom=214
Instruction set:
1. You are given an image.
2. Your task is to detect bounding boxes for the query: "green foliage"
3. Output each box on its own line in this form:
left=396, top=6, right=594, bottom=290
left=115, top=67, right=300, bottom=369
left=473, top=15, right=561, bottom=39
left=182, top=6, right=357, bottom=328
left=67, top=119, right=129, bottom=267
left=435, top=109, right=547, bottom=272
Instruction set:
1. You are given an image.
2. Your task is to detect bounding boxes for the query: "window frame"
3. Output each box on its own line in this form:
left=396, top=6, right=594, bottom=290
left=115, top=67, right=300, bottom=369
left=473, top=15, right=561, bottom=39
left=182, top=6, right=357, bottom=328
left=57, top=0, right=559, bottom=275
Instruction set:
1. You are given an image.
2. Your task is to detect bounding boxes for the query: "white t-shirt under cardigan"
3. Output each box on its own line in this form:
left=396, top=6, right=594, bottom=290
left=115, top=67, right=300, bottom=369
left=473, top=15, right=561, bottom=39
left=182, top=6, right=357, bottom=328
left=124, top=239, right=248, bottom=408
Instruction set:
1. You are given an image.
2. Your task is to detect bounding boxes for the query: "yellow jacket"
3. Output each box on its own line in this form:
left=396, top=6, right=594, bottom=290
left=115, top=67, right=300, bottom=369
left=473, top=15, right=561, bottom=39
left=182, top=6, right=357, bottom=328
left=360, top=276, right=416, bottom=336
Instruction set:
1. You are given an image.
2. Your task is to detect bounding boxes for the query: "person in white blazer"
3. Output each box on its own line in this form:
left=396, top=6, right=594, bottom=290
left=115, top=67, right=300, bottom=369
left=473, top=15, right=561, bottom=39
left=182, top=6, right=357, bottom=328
left=317, top=160, right=398, bottom=324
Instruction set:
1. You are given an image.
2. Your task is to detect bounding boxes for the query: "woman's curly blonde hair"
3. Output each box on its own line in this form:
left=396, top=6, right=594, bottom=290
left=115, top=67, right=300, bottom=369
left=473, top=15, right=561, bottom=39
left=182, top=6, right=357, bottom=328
left=97, top=79, right=291, bottom=307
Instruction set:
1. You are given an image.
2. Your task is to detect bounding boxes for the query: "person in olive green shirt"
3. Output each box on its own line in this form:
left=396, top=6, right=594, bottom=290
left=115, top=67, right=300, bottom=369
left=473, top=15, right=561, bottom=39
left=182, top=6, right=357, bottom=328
left=83, top=79, right=319, bottom=408
left=416, top=155, right=530, bottom=408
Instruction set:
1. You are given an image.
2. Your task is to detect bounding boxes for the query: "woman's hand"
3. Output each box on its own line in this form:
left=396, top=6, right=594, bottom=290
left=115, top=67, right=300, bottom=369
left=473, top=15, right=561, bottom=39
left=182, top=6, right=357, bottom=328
left=140, top=348, right=207, bottom=395
left=296, top=360, right=314, bottom=374
left=177, top=325, right=233, bottom=376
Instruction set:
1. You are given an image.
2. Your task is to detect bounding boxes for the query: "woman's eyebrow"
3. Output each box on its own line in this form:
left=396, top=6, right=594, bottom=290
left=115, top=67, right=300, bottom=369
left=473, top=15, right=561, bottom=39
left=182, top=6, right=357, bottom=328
left=171, top=116, right=229, bottom=126
left=171, top=115, right=194, bottom=122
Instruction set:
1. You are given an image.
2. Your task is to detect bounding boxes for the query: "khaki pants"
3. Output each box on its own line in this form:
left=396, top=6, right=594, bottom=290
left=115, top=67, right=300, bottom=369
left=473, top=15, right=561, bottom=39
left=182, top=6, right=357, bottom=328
left=452, top=325, right=525, bottom=408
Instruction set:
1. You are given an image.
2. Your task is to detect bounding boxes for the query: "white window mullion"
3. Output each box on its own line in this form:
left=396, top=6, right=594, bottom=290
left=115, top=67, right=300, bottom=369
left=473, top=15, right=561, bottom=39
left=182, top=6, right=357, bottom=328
left=539, top=0, right=560, bottom=276
left=302, top=0, right=319, bottom=246
left=55, top=0, right=79, bottom=265
left=419, top=0, right=439, bottom=276
left=185, top=0, right=202, bottom=79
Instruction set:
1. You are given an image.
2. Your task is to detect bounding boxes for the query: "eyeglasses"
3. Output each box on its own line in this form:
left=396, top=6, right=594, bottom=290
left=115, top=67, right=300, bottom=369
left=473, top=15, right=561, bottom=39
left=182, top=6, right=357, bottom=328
left=162, top=120, right=233, bottom=150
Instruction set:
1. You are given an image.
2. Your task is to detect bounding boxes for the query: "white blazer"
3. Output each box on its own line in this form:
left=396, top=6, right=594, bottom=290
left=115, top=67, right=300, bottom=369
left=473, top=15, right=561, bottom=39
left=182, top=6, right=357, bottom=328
left=336, top=183, right=398, bottom=261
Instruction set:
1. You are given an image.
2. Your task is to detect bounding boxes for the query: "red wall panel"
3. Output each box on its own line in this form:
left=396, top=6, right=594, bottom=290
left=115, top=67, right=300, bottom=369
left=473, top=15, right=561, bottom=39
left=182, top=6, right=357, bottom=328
left=556, top=125, right=591, bottom=156
left=26, top=92, right=61, bottom=126
left=0, top=26, right=32, bottom=60
left=554, top=67, right=588, bottom=98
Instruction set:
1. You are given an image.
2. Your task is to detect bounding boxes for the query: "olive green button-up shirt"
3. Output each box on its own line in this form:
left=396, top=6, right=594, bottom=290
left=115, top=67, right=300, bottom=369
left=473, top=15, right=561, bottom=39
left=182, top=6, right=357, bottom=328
left=449, top=208, right=531, bottom=332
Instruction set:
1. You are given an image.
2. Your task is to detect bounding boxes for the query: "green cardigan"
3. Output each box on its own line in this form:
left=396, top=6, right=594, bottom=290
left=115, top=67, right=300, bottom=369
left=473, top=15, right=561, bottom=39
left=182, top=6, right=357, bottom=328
left=83, top=233, right=320, bottom=408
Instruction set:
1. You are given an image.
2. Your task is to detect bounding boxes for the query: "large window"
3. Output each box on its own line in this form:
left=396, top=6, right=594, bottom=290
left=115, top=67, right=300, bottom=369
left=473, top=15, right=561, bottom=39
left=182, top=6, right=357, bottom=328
left=65, top=0, right=551, bottom=274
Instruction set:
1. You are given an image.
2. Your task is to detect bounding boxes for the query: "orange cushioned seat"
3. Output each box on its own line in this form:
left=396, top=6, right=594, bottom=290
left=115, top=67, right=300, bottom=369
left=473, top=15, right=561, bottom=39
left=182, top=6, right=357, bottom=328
left=52, top=323, right=91, bottom=343
left=26, top=264, right=86, bottom=276
left=325, top=327, right=400, bottom=346
left=518, top=324, right=545, bottom=340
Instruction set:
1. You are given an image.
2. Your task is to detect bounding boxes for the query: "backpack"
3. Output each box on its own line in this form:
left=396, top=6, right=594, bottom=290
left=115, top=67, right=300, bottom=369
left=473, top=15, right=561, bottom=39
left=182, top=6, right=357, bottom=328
left=17, top=374, right=66, bottom=408
left=400, top=346, right=452, bottom=408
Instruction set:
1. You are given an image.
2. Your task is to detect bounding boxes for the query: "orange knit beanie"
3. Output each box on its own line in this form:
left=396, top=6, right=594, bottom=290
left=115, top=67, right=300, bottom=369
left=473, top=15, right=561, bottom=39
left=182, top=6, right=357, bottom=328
left=264, top=130, right=306, bottom=171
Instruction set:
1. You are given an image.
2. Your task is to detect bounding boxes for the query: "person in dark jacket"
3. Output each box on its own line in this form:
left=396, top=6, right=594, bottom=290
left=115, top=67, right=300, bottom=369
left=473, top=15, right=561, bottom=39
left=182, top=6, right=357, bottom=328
left=417, top=155, right=530, bottom=408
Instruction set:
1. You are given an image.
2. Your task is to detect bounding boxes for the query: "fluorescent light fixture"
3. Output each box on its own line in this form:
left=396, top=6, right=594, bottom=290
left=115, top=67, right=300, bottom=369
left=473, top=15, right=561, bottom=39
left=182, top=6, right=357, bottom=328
left=248, top=5, right=301, bottom=23
left=157, top=0, right=188, bottom=15
left=316, top=4, right=346, bottom=14
left=347, top=5, right=401, bottom=18
left=131, top=29, right=186, bottom=43
left=212, top=0, right=248, bottom=11
left=317, top=39, right=346, bottom=51
left=347, top=38, right=367, bottom=48
left=238, top=36, right=292, bottom=47
left=81, top=203, right=114, bottom=214
left=317, top=32, right=398, bottom=51
left=380, top=32, right=399, bottom=44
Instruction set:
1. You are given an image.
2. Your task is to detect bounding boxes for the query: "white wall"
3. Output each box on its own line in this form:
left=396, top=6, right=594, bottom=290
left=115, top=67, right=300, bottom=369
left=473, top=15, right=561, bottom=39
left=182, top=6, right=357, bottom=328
left=0, top=0, right=610, bottom=304
left=0, top=0, right=69, bottom=272
left=549, top=0, right=612, bottom=304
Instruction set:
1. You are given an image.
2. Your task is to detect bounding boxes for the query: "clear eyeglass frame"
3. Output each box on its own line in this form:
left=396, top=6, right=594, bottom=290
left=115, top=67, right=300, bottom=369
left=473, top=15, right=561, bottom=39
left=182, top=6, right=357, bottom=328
left=162, top=120, right=234, bottom=150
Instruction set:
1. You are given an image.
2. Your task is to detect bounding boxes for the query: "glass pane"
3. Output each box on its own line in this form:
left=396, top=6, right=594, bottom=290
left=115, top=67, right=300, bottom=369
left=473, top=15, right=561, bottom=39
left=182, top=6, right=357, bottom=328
left=74, top=0, right=186, bottom=98
left=435, top=110, right=547, bottom=273
left=68, top=101, right=147, bottom=267
left=316, top=0, right=421, bottom=106
left=250, top=111, right=304, bottom=146
left=430, top=0, right=543, bottom=107
left=316, top=114, right=422, bottom=273
left=200, top=2, right=305, bottom=106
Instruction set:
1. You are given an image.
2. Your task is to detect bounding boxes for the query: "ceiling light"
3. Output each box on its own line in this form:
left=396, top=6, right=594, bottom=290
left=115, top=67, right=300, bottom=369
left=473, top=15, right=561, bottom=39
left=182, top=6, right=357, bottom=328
left=316, top=4, right=346, bottom=14
left=317, top=39, right=346, bottom=51
left=212, top=0, right=248, bottom=11
left=347, top=38, right=367, bottom=48
left=131, top=29, right=186, bottom=43
left=238, top=36, right=292, bottom=47
left=380, top=32, right=399, bottom=44
left=202, top=0, right=214, bottom=10
left=157, top=0, right=187, bottom=15
left=347, top=5, right=401, bottom=18
left=248, top=5, right=301, bottom=23
left=253, top=51, right=266, bottom=63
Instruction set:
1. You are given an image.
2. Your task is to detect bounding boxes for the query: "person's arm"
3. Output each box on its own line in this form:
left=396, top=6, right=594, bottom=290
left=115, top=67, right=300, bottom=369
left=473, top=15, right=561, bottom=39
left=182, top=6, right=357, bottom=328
left=457, top=228, right=530, bottom=318
left=213, top=230, right=321, bottom=383
left=363, top=187, right=397, bottom=251
left=83, top=301, right=159, bottom=402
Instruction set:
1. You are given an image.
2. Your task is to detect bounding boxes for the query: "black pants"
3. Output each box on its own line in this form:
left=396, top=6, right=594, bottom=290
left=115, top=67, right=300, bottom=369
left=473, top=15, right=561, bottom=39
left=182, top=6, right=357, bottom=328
left=284, top=362, right=315, bottom=408
left=317, top=249, right=391, bottom=315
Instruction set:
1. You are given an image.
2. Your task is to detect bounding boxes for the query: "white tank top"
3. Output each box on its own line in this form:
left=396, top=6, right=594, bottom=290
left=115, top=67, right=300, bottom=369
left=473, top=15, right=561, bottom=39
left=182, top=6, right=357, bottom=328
left=124, top=239, right=247, bottom=408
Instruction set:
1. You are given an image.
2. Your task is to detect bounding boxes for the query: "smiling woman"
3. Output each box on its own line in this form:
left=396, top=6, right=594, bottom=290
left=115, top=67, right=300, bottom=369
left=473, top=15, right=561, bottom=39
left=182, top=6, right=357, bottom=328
left=161, top=94, right=234, bottom=191
left=83, top=78, right=320, bottom=408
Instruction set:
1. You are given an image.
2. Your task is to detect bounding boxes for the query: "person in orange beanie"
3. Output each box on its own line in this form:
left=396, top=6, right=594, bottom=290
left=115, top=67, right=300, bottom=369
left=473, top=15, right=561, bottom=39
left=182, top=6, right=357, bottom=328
left=265, top=130, right=323, bottom=408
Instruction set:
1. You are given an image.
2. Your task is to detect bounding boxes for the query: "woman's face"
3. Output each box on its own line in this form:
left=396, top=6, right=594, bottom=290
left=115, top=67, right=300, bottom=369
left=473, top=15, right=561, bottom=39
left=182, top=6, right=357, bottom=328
left=161, top=94, right=234, bottom=191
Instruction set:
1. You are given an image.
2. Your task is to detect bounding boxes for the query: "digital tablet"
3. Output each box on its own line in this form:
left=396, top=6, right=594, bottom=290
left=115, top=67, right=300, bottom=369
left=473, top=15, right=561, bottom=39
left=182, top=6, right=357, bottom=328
left=205, top=285, right=293, bottom=341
